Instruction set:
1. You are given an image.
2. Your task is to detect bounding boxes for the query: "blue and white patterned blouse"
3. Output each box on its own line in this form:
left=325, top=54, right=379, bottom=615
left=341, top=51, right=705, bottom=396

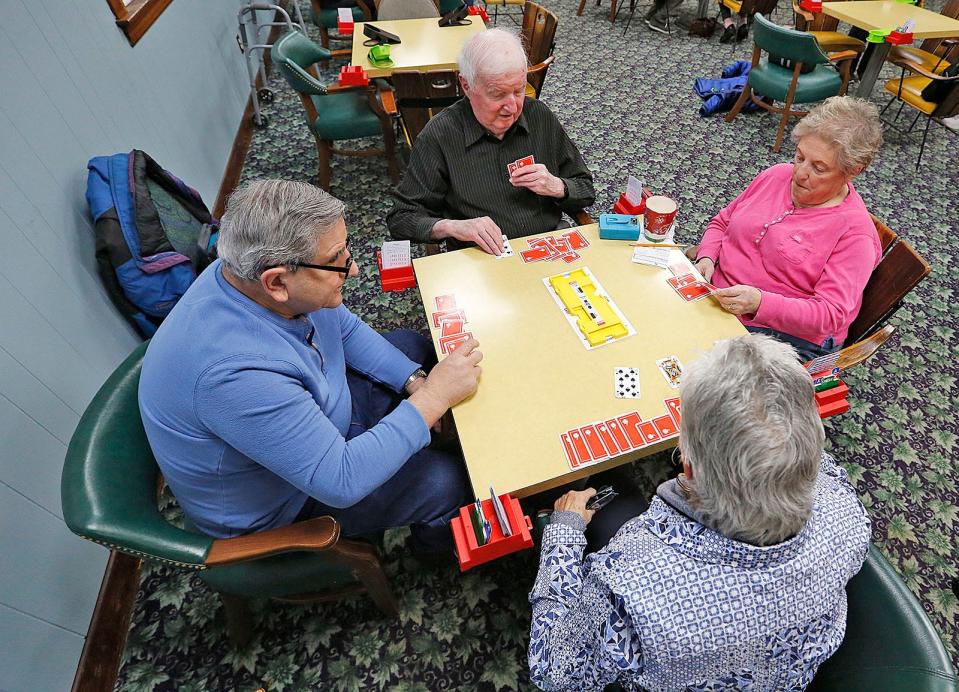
left=528, top=453, right=870, bottom=691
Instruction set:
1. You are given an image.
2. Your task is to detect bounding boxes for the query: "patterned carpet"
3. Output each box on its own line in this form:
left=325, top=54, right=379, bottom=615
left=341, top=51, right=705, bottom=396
left=115, top=1, right=958, bottom=689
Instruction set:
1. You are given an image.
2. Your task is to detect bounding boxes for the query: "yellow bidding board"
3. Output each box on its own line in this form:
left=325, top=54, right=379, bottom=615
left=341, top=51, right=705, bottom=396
left=412, top=224, right=748, bottom=498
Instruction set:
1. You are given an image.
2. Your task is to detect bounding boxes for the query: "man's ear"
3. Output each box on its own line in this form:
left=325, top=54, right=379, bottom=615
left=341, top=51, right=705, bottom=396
left=459, top=74, right=471, bottom=97
left=259, top=267, right=292, bottom=304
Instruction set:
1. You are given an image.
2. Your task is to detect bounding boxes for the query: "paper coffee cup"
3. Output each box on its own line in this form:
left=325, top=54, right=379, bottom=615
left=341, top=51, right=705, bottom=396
left=643, top=196, right=678, bottom=242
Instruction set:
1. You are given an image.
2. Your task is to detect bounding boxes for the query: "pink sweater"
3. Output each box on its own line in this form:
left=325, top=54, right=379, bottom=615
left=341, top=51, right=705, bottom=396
left=698, top=163, right=881, bottom=346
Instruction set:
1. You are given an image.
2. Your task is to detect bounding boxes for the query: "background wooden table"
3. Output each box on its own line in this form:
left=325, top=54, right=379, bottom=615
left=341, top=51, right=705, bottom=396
left=413, top=224, right=747, bottom=499
left=822, top=1, right=959, bottom=96
left=351, top=17, right=487, bottom=78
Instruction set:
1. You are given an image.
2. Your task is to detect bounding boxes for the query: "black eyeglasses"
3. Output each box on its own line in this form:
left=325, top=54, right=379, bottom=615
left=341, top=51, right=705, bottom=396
left=266, top=243, right=353, bottom=275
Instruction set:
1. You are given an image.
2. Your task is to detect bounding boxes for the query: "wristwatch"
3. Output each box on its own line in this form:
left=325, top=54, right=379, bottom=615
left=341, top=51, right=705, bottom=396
left=404, top=368, right=427, bottom=393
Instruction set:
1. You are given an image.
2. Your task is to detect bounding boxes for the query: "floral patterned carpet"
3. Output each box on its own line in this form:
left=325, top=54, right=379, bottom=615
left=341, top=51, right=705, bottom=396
left=115, top=1, right=958, bottom=689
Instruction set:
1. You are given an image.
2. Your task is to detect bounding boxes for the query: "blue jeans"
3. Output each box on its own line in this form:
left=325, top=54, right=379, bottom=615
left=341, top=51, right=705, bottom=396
left=297, top=330, right=470, bottom=553
left=745, top=326, right=839, bottom=362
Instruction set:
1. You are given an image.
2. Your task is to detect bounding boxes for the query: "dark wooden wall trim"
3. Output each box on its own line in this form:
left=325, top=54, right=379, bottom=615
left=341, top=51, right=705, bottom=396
left=70, top=552, right=142, bottom=692
left=69, top=7, right=292, bottom=690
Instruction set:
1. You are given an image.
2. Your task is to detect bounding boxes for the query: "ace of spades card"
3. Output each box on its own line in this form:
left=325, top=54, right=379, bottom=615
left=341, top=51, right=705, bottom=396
left=614, top=367, right=641, bottom=399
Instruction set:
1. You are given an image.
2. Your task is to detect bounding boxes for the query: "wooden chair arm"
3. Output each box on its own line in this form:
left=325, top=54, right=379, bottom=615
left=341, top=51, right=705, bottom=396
left=205, top=515, right=340, bottom=567
left=331, top=48, right=352, bottom=58
left=830, top=49, right=859, bottom=63
left=527, top=55, right=555, bottom=76
left=793, top=1, right=815, bottom=22
left=381, top=88, right=397, bottom=115
left=891, top=58, right=959, bottom=81
left=572, top=209, right=594, bottom=226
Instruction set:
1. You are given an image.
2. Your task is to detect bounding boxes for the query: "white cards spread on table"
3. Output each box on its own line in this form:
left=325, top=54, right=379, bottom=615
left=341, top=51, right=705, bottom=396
left=631, top=246, right=671, bottom=268
left=381, top=240, right=411, bottom=269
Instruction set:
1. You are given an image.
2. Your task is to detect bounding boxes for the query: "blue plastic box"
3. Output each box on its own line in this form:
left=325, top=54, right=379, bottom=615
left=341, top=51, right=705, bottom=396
left=599, top=213, right=641, bottom=241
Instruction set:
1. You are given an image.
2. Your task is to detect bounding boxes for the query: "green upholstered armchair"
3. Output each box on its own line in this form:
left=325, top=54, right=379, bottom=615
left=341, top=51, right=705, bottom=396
left=270, top=30, right=399, bottom=191
left=308, top=0, right=372, bottom=56
left=61, top=342, right=398, bottom=647
left=725, top=13, right=857, bottom=151
left=809, top=545, right=957, bottom=691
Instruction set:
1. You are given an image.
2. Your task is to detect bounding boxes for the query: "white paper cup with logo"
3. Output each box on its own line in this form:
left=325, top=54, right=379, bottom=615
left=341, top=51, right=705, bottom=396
left=643, top=196, right=678, bottom=242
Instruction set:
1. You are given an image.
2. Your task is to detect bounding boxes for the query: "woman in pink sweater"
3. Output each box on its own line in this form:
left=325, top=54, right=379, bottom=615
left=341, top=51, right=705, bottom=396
left=695, top=97, right=884, bottom=360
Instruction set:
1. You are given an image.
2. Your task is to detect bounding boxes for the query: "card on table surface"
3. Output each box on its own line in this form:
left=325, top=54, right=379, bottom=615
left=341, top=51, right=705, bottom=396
left=489, top=486, right=512, bottom=537
left=521, top=247, right=551, bottom=263
left=495, top=234, right=514, bottom=259
left=440, top=317, right=465, bottom=336
left=435, top=294, right=457, bottom=310
left=614, top=367, right=641, bottom=399
left=432, top=308, right=466, bottom=328
left=559, top=250, right=580, bottom=264
left=616, top=412, right=645, bottom=449
left=440, top=331, right=472, bottom=355
left=563, top=229, right=590, bottom=250
left=567, top=429, right=593, bottom=466
left=652, top=414, right=678, bottom=438
left=580, top=425, right=610, bottom=461
left=638, top=420, right=661, bottom=445
left=594, top=421, right=621, bottom=456
left=656, top=356, right=684, bottom=388
left=665, top=397, right=682, bottom=426
left=605, top=418, right=632, bottom=451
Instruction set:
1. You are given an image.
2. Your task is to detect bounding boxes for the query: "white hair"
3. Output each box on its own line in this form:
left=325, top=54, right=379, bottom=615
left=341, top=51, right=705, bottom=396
left=679, top=334, right=825, bottom=546
left=791, top=96, right=884, bottom=175
left=217, top=179, right=345, bottom=281
left=458, top=28, right=528, bottom=86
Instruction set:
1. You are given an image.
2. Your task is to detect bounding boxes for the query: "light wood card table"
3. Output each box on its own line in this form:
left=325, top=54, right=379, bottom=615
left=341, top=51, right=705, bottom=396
left=413, top=224, right=747, bottom=499
left=822, top=1, right=959, bottom=96
left=351, top=17, right=487, bottom=78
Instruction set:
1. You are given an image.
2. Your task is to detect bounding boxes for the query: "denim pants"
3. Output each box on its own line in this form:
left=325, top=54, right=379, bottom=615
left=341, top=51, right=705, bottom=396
left=297, top=329, right=470, bottom=553
left=745, top=326, right=839, bottom=362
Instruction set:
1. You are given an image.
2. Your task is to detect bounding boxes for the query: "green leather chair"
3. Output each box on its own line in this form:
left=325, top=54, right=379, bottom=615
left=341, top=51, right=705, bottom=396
left=308, top=0, right=372, bottom=55
left=725, top=13, right=857, bottom=151
left=809, top=545, right=957, bottom=691
left=270, top=30, right=399, bottom=191
left=61, top=342, right=398, bottom=647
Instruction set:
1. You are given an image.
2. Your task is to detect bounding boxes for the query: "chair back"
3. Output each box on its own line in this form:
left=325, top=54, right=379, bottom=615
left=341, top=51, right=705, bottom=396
left=377, top=0, right=440, bottom=19
left=271, top=31, right=330, bottom=97
left=522, top=2, right=558, bottom=65
left=918, top=0, right=959, bottom=55
left=753, top=13, right=831, bottom=65
left=391, top=69, right=463, bottom=143
left=846, top=217, right=930, bottom=343
left=808, top=545, right=957, bottom=691
left=794, top=3, right=841, bottom=32
left=932, top=77, right=959, bottom=118
left=62, top=342, right=212, bottom=568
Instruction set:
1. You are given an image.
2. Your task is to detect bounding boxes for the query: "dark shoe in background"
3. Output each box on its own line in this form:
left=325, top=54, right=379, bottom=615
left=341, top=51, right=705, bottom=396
left=736, top=23, right=749, bottom=41
left=719, top=24, right=737, bottom=43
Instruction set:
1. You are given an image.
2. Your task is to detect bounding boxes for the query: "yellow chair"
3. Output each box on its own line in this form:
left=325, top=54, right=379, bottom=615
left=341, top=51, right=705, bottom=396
left=488, top=0, right=526, bottom=24
left=522, top=2, right=559, bottom=98
left=887, top=0, right=959, bottom=72
left=881, top=59, right=959, bottom=170
left=792, top=0, right=867, bottom=55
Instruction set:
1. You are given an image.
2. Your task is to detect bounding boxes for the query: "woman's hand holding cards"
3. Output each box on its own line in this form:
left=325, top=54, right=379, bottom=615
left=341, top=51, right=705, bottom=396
left=712, top=285, right=762, bottom=316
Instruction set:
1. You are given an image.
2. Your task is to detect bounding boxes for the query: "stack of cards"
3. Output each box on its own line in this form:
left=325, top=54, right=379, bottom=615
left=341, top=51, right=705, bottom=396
left=520, top=230, right=590, bottom=264
left=667, top=273, right=717, bottom=302
left=560, top=397, right=682, bottom=470
left=507, top=154, right=535, bottom=176
left=430, top=294, right=472, bottom=354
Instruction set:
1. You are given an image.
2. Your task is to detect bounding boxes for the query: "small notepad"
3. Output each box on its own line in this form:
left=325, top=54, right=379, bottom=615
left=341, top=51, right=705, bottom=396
left=381, top=240, right=411, bottom=269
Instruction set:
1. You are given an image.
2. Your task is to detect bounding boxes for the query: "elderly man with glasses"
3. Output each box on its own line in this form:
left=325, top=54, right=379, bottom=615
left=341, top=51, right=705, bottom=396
left=138, top=179, right=482, bottom=554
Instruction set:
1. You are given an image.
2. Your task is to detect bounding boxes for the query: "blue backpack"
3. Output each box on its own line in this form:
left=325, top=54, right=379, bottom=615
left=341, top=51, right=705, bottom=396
left=86, top=150, right=218, bottom=337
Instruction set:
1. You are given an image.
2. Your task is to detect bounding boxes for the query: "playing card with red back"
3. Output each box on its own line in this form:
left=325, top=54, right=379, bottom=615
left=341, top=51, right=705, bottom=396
left=435, top=294, right=457, bottom=310
left=580, top=425, right=609, bottom=461
left=440, top=332, right=472, bottom=354
left=677, top=283, right=712, bottom=301
left=432, top=308, right=466, bottom=328
left=515, top=155, right=535, bottom=168
left=665, top=397, right=682, bottom=426
left=616, top=412, right=645, bottom=449
left=638, top=420, right=661, bottom=445
left=652, top=414, right=678, bottom=439
left=567, top=429, right=593, bottom=467
left=560, top=250, right=581, bottom=264
left=594, top=421, right=621, bottom=456
left=560, top=433, right=579, bottom=469
left=605, top=418, right=632, bottom=451
left=521, top=246, right=553, bottom=263
left=440, top=317, right=465, bottom=337
left=563, top=230, right=590, bottom=250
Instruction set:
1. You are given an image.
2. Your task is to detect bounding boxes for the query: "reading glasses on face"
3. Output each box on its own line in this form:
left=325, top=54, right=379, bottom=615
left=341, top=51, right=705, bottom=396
left=266, top=244, right=353, bottom=274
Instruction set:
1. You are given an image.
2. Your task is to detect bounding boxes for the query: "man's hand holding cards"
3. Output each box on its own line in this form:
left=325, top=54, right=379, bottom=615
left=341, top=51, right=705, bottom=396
left=508, top=155, right=566, bottom=198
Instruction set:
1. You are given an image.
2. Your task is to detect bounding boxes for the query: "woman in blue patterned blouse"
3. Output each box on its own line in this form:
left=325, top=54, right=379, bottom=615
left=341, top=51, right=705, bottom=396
left=528, top=334, right=871, bottom=691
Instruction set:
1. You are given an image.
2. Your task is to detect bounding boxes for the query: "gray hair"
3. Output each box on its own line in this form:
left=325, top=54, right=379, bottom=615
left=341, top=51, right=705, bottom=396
left=679, top=334, right=825, bottom=546
left=217, top=179, right=346, bottom=281
left=458, top=28, right=527, bottom=86
left=791, top=96, right=883, bottom=175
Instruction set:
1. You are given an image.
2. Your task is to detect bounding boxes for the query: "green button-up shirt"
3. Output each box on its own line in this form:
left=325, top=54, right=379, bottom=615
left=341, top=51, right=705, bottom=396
left=387, top=97, right=595, bottom=250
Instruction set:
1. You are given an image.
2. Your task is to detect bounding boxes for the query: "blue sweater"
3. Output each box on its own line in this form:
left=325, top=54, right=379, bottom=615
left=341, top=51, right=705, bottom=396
left=138, top=260, right=430, bottom=538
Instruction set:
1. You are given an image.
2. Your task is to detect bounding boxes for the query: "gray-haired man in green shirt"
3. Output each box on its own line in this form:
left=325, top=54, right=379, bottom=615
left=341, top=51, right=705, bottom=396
left=387, top=29, right=595, bottom=256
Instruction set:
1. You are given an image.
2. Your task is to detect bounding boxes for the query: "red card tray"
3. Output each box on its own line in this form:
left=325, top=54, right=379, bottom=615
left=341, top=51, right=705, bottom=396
left=450, top=494, right=534, bottom=571
left=376, top=250, right=416, bottom=292
left=886, top=30, right=914, bottom=44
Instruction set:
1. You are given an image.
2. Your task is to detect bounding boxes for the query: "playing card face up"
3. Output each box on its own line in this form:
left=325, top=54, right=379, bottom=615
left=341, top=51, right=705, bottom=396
left=614, top=367, right=641, bottom=399
left=656, top=356, right=684, bottom=388
left=494, top=234, right=514, bottom=259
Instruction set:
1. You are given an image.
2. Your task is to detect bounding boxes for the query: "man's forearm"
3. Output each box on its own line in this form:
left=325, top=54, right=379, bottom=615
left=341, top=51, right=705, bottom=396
left=558, top=174, right=595, bottom=211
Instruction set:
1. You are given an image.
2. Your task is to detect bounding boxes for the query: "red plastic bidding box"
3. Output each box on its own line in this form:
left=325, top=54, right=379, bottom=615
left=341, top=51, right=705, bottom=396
left=376, top=251, right=416, bottom=292
left=612, top=186, right=651, bottom=215
left=338, top=65, right=369, bottom=87
left=886, top=30, right=914, bottom=44
left=816, top=378, right=850, bottom=419
left=799, top=0, right=823, bottom=11
left=450, top=494, right=535, bottom=571
left=467, top=5, right=490, bottom=21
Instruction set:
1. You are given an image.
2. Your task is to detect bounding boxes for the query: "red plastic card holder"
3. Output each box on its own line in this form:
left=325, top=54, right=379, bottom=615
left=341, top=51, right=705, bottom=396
left=816, top=377, right=849, bottom=419
left=799, top=0, right=823, bottom=11
left=467, top=5, right=490, bottom=21
left=450, top=495, right=534, bottom=571
left=612, top=188, right=651, bottom=215
left=338, top=65, right=369, bottom=87
left=376, top=251, right=416, bottom=292
left=886, top=30, right=914, bottom=44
